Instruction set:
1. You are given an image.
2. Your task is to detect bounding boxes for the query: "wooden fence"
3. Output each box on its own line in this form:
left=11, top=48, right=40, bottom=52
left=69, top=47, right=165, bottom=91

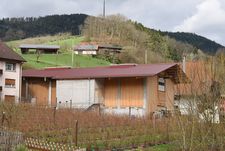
left=25, top=138, right=84, bottom=151
left=0, top=129, right=23, bottom=151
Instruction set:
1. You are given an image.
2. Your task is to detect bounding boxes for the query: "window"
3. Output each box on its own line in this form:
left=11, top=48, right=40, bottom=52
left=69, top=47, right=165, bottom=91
left=5, top=79, right=16, bottom=88
left=158, top=78, right=165, bottom=91
left=5, top=63, right=16, bottom=72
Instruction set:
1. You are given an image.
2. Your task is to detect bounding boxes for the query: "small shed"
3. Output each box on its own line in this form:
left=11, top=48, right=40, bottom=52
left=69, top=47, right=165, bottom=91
left=74, top=43, right=122, bottom=55
left=74, top=44, right=98, bottom=55
left=19, top=44, right=60, bottom=54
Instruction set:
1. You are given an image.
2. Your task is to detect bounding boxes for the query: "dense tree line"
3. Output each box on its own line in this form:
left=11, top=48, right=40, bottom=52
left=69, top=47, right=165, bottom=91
left=0, top=14, right=88, bottom=41
left=161, top=32, right=224, bottom=55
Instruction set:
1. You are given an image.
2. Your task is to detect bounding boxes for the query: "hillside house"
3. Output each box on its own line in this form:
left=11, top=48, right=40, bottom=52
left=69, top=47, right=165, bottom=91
left=22, top=63, right=188, bottom=116
left=74, top=43, right=122, bottom=55
left=20, top=44, right=60, bottom=54
left=0, top=42, right=25, bottom=103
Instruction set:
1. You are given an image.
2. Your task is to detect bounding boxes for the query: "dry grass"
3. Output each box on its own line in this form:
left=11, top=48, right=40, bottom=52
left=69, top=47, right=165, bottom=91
left=0, top=103, right=172, bottom=150
left=1, top=102, right=225, bottom=150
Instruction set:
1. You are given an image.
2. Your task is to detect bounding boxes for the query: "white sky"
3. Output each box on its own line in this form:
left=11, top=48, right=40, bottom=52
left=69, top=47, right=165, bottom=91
left=0, top=0, right=225, bottom=45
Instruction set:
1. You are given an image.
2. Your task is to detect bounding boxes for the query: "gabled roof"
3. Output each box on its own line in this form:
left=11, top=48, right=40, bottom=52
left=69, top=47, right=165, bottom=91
left=74, top=43, right=122, bottom=52
left=19, top=44, right=60, bottom=49
left=23, top=63, right=188, bottom=84
left=0, top=42, right=25, bottom=62
left=75, top=44, right=98, bottom=51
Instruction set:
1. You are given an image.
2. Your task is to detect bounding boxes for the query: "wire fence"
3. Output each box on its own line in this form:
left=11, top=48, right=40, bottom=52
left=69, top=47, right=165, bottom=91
left=0, top=129, right=23, bottom=151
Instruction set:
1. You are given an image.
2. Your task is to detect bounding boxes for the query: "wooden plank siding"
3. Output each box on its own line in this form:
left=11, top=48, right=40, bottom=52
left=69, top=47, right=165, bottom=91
left=165, top=79, right=174, bottom=111
left=104, top=78, right=144, bottom=108
left=21, top=80, right=26, bottom=100
left=158, top=91, right=166, bottom=107
left=147, top=76, right=175, bottom=114
left=104, top=79, right=118, bottom=107
left=120, top=78, right=144, bottom=107
left=51, top=80, right=57, bottom=106
left=28, top=78, right=49, bottom=106
left=22, top=78, right=56, bottom=106
left=146, top=76, right=158, bottom=113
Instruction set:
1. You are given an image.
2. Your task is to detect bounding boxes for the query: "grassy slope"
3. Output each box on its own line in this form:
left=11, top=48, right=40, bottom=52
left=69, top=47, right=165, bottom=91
left=6, top=34, right=110, bottom=69
left=22, top=53, right=110, bottom=69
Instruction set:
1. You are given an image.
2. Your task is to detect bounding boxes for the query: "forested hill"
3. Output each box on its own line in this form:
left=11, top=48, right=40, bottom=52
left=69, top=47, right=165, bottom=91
left=161, top=32, right=224, bottom=54
left=0, top=14, right=88, bottom=41
left=0, top=13, right=224, bottom=54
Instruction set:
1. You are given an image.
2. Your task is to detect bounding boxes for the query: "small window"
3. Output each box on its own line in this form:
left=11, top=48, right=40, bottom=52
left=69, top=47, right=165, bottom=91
left=5, top=79, right=16, bottom=88
left=158, top=78, right=165, bottom=91
left=5, top=63, right=16, bottom=72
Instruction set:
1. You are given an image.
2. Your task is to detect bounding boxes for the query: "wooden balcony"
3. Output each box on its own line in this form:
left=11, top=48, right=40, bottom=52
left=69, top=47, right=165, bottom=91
left=0, top=86, right=2, bottom=91
left=0, top=69, right=2, bottom=74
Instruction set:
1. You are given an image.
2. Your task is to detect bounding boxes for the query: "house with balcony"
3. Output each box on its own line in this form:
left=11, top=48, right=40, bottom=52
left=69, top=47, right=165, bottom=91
left=0, top=42, right=25, bottom=103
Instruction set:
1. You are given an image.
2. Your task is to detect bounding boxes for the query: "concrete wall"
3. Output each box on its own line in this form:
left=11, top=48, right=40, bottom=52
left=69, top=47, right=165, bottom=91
left=0, top=61, right=22, bottom=103
left=56, top=79, right=95, bottom=108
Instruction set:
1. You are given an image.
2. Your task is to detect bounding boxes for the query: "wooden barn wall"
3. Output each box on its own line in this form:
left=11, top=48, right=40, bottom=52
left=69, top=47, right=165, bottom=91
left=28, top=78, right=49, bottom=106
left=51, top=80, right=57, bottom=106
left=21, top=80, right=26, bottom=100
left=104, top=79, right=118, bottom=107
left=158, top=91, right=166, bottom=107
left=146, top=76, right=158, bottom=113
left=120, top=78, right=144, bottom=107
left=165, top=79, right=174, bottom=111
left=104, top=78, right=144, bottom=108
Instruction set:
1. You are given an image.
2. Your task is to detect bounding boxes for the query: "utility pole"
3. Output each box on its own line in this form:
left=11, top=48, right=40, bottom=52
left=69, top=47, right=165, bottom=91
left=103, top=0, right=106, bottom=17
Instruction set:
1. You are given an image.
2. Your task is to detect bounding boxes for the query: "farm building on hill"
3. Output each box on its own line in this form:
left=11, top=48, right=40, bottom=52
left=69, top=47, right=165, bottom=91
left=74, top=43, right=122, bottom=55
left=20, top=44, right=60, bottom=54
left=0, top=42, right=25, bottom=103
left=22, top=63, right=188, bottom=116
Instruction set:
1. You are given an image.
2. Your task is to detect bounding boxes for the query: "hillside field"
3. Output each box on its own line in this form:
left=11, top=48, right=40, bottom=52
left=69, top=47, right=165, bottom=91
left=22, top=53, right=110, bottom=69
left=6, top=34, right=110, bottom=69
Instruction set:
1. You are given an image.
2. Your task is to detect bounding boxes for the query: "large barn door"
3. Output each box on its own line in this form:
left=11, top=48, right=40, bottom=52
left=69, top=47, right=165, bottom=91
left=121, top=78, right=144, bottom=107
left=29, top=79, right=49, bottom=106
left=104, top=79, right=118, bottom=107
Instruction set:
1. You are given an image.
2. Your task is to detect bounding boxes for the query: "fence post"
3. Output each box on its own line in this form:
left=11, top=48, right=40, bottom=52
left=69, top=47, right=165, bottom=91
left=1, top=111, right=6, bottom=127
left=129, top=107, right=131, bottom=118
left=53, top=107, right=56, bottom=126
left=74, top=120, right=78, bottom=146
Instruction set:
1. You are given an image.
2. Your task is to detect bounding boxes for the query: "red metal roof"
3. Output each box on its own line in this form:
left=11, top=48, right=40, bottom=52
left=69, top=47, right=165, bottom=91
left=23, top=63, right=185, bottom=81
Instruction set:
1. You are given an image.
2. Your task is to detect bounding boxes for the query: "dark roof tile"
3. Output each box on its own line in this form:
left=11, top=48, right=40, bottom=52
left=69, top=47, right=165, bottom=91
left=0, top=42, right=25, bottom=62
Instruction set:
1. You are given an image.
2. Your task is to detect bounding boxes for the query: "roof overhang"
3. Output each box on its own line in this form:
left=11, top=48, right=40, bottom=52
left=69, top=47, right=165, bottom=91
left=22, top=63, right=189, bottom=83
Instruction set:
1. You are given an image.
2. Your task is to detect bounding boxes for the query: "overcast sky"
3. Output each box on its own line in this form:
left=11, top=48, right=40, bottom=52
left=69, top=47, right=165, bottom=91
left=0, top=0, right=225, bottom=45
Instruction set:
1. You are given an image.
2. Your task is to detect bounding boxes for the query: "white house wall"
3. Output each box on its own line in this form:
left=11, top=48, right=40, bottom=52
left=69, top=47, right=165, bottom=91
left=56, top=79, right=95, bottom=108
left=0, top=61, right=22, bottom=103
left=74, top=51, right=97, bottom=55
